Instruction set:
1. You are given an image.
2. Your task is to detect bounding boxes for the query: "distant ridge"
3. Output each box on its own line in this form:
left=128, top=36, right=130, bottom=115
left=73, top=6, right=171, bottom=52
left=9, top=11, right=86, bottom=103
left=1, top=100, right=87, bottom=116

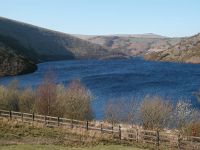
left=74, top=33, right=167, bottom=39
left=110, top=33, right=167, bottom=38
left=0, top=16, right=111, bottom=63
left=75, top=34, right=181, bottom=56
left=144, top=33, right=200, bottom=64
left=0, top=17, right=115, bottom=76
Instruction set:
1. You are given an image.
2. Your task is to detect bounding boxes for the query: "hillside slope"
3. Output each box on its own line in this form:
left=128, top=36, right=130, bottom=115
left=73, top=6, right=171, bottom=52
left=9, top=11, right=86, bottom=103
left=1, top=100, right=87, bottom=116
left=0, top=17, right=111, bottom=63
left=0, top=35, right=37, bottom=76
left=144, top=33, right=200, bottom=64
left=75, top=34, right=181, bottom=56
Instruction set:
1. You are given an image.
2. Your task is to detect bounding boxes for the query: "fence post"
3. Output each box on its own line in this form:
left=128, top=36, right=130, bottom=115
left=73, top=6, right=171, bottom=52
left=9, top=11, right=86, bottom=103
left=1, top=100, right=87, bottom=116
left=111, top=123, right=114, bottom=134
left=119, top=125, right=121, bottom=140
left=21, top=112, right=23, bottom=122
left=101, top=124, right=103, bottom=133
left=44, top=115, right=47, bottom=125
left=156, top=130, right=160, bottom=147
left=32, top=112, right=35, bottom=122
left=86, top=121, right=89, bottom=130
left=178, top=133, right=182, bottom=150
left=71, top=119, right=73, bottom=129
left=9, top=110, right=12, bottom=120
left=57, top=117, right=60, bottom=126
left=136, top=128, right=139, bottom=142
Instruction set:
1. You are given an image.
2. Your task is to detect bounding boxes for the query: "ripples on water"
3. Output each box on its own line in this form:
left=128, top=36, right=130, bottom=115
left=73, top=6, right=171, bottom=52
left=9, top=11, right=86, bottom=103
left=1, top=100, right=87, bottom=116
left=0, top=58, right=200, bottom=119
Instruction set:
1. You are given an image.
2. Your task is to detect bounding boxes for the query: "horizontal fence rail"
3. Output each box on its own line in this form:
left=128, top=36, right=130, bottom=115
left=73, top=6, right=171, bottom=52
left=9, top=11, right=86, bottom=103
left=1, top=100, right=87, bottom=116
left=0, top=109, right=200, bottom=149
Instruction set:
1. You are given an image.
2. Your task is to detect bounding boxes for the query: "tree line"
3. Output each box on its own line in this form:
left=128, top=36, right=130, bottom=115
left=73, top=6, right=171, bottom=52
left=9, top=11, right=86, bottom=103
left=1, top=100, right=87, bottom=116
left=0, top=74, right=200, bottom=136
left=0, top=73, right=93, bottom=121
left=104, top=96, right=200, bottom=136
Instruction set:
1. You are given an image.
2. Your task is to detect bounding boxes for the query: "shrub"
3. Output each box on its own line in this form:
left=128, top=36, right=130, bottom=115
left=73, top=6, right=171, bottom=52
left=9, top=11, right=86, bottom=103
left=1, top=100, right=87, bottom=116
left=18, top=88, right=35, bottom=113
left=178, top=108, right=200, bottom=136
left=173, top=100, right=195, bottom=130
left=35, top=79, right=94, bottom=120
left=63, top=80, right=93, bottom=120
left=104, top=98, right=138, bottom=125
left=0, top=80, right=20, bottom=111
left=126, top=98, right=139, bottom=126
left=104, top=99, right=124, bottom=124
left=35, top=73, right=57, bottom=115
left=0, top=85, right=9, bottom=110
left=186, top=122, right=200, bottom=136
left=140, top=96, right=173, bottom=130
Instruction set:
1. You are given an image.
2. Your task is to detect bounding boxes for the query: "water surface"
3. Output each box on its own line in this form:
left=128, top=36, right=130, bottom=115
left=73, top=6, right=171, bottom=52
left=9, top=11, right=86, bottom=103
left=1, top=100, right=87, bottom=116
left=1, top=58, right=200, bottom=119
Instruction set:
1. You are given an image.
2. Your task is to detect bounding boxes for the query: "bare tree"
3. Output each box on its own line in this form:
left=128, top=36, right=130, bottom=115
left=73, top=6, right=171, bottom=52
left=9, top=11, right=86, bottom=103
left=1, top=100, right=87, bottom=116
left=104, top=98, right=138, bottom=125
left=104, top=99, right=122, bottom=125
left=0, top=85, right=9, bottom=110
left=126, top=98, right=139, bottom=126
left=35, top=72, right=57, bottom=115
left=0, top=80, right=20, bottom=111
left=63, top=79, right=93, bottom=120
left=0, top=75, right=94, bottom=121
left=140, top=96, right=173, bottom=130
left=53, top=84, right=67, bottom=117
left=173, top=100, right=195, bottom=131
left=18, top=87, right=35, bottom=113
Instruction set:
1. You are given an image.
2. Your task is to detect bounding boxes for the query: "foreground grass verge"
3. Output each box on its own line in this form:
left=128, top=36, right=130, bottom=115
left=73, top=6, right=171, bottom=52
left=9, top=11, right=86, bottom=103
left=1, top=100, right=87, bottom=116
left=0, top=144, right=143, bottom=150
left=0, top=119, right=147, bottom=150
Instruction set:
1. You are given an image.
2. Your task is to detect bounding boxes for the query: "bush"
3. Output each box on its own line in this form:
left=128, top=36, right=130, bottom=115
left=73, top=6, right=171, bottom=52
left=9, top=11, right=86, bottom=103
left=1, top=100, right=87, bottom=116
left=18, top=88, right=35, bottom=113
left=0, top=80, right=36, bottom=113
left=173, top=100, right=195, bottom=130
left=0, top=80, right=20, bottom=111
left=104, top=99, right=124, bottom=124
left=184, top=121, right=200, bottom=136
left=180, top=109, right=200, bottom=136
left=63, top=80, right=93, bottom=120
left=140, top=96, right=173, bottom=130
left=0, top=76, right=94, bottom=121
left=0, top=85, right=8, bottom=109
left=35, top=73, right=57, bottom=116
left=104, top=98, right=138, bottom=125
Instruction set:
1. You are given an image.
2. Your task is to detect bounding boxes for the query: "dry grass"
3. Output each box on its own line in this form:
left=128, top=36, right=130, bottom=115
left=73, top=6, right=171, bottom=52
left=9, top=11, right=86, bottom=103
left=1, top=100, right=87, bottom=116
left=0, top=144, right=144, bottom=150
left=0, top=118, right=151, bottom=150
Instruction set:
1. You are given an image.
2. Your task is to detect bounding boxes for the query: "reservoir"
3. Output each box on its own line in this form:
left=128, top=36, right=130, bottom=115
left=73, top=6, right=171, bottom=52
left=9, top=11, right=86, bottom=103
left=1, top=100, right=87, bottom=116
left=1, top=58, right=200, bottom=119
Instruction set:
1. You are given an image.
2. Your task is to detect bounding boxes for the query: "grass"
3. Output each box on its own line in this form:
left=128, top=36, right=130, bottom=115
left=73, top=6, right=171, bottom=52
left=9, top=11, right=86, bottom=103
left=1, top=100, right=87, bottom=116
left=0, top=144, right=143, bottom=150
left=0, top=119, right=147, bottom=150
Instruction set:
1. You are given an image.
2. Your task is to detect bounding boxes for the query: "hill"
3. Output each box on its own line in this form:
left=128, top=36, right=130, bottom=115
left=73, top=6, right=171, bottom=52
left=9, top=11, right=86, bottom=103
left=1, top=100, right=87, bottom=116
left=0, top=17, right=112, bottom=63
left=75, top=34, right=181, bottom=56
left=144, top=33, right=200, bottom=63
left=0, top=34, right=37, bottom=76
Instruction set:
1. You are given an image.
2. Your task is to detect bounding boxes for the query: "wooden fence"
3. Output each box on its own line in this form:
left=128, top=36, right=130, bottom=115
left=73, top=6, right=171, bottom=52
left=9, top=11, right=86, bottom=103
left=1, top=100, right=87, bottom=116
left=0, top=109, right=200, bottom=149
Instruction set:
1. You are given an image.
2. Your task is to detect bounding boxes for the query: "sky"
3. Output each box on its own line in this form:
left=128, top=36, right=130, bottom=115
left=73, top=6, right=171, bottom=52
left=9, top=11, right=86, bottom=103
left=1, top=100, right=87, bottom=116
left=0, top=0, right=199, bottom=37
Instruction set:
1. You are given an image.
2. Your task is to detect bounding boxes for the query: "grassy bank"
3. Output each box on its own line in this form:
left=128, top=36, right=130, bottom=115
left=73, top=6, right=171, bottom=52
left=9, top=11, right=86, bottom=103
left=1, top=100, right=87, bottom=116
left=0, top=144, right=142, bottom=150
left=0, top=119, right=147, bottom=150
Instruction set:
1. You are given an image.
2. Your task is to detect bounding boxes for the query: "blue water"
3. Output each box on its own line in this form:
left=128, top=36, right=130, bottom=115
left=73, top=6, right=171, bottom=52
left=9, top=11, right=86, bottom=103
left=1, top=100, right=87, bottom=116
left=0, top=58, right=200, bottom=119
